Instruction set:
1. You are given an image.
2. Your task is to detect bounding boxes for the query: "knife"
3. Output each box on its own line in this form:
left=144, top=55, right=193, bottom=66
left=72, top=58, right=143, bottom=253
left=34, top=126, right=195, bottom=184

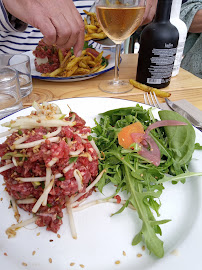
left=165, top=98, right=202, bottom=130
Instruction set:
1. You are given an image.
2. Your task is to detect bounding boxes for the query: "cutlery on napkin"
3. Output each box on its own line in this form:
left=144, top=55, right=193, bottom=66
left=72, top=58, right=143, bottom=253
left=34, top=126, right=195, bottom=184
left=160, top=99, right=202, bottom=130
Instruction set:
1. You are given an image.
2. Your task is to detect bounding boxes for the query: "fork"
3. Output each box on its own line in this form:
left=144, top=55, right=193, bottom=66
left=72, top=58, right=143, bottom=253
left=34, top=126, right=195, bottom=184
left=144, top=92, right=162, bottom=109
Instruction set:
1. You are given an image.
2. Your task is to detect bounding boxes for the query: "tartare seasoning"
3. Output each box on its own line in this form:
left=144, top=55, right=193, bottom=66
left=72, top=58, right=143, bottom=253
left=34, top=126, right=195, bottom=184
left=137, top=253, right=142, bottom=258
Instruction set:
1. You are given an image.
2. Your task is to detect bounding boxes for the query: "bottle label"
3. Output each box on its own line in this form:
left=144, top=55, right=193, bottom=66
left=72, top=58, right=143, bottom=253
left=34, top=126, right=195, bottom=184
left=146, top=46, right=177, bottom=84
left=147, top=78, right=162, bottom=84
left=174, top=41, right=184, bottom=63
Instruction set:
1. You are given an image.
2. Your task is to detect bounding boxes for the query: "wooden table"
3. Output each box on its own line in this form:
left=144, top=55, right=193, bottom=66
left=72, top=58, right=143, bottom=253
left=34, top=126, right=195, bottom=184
left=23, top=54, right=202, bottom=110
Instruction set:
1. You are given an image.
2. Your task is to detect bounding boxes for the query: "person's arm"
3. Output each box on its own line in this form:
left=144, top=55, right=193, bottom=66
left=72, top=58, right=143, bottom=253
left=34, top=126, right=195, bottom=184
left=0, top=0, right=27, bottom=32
left=2, top=0, right=85, bottom=57
left=141, top=0, right=158, bottom=25
left=180, top=0, right=202, bottom=33
left=189, top=9, right=202, bottom=33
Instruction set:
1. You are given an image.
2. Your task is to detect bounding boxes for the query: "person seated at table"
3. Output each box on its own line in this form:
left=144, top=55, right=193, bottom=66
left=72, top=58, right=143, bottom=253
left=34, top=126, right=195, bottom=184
left=0, top=0, right=87, bottom=56
left=0, top=0, right=158, bottom=55
left=180, top=0, right=202, bottom=79
left=125, top=0, right=158, bottom=53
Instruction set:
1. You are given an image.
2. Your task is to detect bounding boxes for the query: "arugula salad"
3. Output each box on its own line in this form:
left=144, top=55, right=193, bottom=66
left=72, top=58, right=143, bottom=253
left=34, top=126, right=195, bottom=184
left=92, top=105, right=202, bottom=258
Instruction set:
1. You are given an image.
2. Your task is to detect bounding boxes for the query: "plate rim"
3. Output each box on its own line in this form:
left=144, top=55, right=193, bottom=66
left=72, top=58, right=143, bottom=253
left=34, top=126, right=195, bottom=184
left=24, top=49, right=117, bottom=81
left=0, top=96, right=148, bottom=121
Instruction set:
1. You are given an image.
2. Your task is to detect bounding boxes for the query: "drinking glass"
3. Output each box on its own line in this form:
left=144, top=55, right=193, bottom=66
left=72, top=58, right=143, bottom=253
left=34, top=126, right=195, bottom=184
left=0, top=67, right=23, bottom=119
left=95, top=0, right=146, bottom=93
left=0, top=54, right=32, bottom=98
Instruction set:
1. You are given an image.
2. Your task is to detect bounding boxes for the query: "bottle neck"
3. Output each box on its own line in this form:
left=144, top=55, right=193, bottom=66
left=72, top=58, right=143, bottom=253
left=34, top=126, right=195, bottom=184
left=170, top=0, right=182, bottom=19
left=154, top=0, right=173, bottom=22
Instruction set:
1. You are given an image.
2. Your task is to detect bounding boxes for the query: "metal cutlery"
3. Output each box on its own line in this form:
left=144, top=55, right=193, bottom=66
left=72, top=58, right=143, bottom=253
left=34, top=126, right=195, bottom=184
left=165, top=98, right=202, bottom=130
left=144, top=92, right=162, bottom=109
left=144, top=93, right=202, bottom=131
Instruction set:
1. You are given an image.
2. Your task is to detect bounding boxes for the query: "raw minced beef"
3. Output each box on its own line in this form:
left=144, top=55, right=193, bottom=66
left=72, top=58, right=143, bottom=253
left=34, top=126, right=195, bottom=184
left=0, top=112, right=99, bottom=233
left=33, top=40, right=69, bottom=74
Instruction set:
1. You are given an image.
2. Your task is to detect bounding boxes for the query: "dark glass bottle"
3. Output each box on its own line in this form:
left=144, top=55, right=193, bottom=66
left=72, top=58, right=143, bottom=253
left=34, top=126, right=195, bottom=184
left=136, top=0, right=179, bottom=89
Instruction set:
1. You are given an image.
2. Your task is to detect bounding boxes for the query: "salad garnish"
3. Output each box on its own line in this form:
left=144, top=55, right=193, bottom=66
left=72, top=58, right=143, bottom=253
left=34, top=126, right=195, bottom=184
left=92, top=105, right=202, bottom=258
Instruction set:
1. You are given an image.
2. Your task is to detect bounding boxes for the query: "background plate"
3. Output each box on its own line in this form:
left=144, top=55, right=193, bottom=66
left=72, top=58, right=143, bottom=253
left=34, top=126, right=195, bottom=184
left=24, top=50, right=115, bottom=82
left=0, top=97, right=202, bottom=270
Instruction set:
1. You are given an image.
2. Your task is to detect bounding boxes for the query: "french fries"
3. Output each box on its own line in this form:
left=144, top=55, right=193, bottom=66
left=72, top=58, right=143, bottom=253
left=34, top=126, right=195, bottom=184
left=129, top=79, right=171, bottom=98
left=42, top=49, right=108, bottom=78
left=58, top=49, right=64, bottom=64
left=84, top=10, right=107, bottom=41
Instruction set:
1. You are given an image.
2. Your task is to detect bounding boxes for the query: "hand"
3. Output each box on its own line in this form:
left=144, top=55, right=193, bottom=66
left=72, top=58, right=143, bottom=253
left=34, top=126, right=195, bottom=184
left=2, top=0, right=85, bottom=56
left=141, top=0, right=158, bottom=26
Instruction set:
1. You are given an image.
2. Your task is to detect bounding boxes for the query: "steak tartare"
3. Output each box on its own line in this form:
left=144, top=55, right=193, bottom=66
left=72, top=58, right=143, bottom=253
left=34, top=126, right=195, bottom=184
left=33, top=40, right=68, bottom=74
left=0, top=102, right=100, bottom=234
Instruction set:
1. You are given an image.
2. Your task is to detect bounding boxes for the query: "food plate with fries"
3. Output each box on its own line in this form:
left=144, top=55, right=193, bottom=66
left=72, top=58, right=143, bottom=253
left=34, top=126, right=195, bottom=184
left=24, top=49, right=116, bottom=82
left=83, top=8, right=114, bottom=46
left=84, top=9, right=108, bottom=41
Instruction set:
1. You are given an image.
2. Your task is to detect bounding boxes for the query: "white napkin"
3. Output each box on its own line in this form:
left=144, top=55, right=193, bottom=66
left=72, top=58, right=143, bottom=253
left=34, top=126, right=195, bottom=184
left=160, top=99, right=202, bottom=123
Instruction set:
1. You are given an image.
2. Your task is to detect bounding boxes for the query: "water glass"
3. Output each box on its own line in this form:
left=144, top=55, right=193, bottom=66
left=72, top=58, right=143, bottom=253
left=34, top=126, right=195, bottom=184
left=0, top=54, right=32, bottom=98
left=0, top=67, right=23, bottom=119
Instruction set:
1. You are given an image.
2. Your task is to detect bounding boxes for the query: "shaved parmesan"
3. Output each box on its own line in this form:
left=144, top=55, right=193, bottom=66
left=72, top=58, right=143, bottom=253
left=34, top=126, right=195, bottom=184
left=35, top=56, right=48, bottom=65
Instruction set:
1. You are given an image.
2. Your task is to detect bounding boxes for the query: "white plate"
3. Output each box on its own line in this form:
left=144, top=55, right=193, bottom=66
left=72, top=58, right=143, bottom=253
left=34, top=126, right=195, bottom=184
left=0, top=97, right=202, bottom=270
left=24, top=50, right=115, bottom=82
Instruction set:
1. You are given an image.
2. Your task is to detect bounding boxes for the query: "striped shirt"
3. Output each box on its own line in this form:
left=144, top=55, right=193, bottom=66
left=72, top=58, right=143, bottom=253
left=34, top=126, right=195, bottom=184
left=0, top=0, right=109, bottom=54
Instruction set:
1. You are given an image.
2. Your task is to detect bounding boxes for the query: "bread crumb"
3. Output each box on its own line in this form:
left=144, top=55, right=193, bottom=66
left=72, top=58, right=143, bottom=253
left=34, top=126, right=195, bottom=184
left=115, top=260, right=120, bottom=264
left=171, top=249, right=179, bottom=256
left=137, top=253, right=142, bottom=258
left=36, top=232, right=40, bottom=236
left=122, top=251, right=126, bottom=256
left=49, top=258, right=52, bottom=263
left=0, top=198, right=3, bottom=201
left=49, top=239, right=53, bottom=242
left=32, top=251, right=36, bottom=256
left=142, top=245, right=146, bottom=251
left=70, top=262, right=75, bottom=266
left=4, top=252, right=8, bottom=256
left=80, top=264, right=85, bottom=268
left=57, top=234, right=61, bottom=238
left=22, top=262, right=27, bottom=266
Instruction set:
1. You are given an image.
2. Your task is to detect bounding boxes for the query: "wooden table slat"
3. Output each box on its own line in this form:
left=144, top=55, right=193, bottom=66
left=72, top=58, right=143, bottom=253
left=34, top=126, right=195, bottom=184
left=23, top=54, right=202, bottom=110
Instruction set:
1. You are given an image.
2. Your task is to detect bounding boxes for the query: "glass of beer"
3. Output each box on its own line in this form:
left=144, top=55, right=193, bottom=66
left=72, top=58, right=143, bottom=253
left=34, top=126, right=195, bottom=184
left=95, top=0, right=146, bottom=93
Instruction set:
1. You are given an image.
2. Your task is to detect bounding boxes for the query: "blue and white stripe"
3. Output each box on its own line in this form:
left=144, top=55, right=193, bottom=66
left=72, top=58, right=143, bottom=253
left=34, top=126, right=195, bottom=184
left=0, top=0, right=18, bottom=32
